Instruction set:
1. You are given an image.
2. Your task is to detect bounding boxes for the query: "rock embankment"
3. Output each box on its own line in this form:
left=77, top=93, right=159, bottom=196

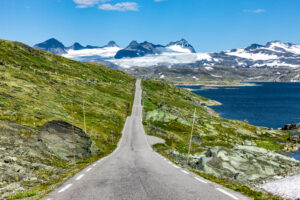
left=167, top=144, right=300, bottom=187
left=0, top=119, right=93, bottom=199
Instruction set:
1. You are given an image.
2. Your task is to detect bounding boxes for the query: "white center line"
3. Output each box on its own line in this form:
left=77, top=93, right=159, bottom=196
left=86, top=168, right=92, bottom=172
left=216, top=188, right=238, bottom=200
left=181, top=170, right=189, bottom=174
left=194, top=177, right=208, bottom=184
left=75, top=174, right=85, bottom=180
left=58, top=184, right=72, bottom=193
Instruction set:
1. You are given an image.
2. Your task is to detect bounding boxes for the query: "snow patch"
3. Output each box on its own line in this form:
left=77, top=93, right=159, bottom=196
left=63, top=47, right=122, bottom=60
left=192, top=76, right=199, bottom=80
left=226, top=49, right=278, bottom=60
left=262, top=173, right=300, bottom=199
left=166, top=45, right=192, bottom=53
left=268, top=41, right=300, bottom=55
left=205, top=66, right=213, bottom=70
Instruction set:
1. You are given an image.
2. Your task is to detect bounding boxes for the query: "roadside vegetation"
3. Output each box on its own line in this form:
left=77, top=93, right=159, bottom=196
left=142, top=79, right=299, bottom=200
left=0, top=39, right=135, bottom=199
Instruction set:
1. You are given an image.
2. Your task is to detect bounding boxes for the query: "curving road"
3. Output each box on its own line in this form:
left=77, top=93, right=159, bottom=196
left=44, top=80, right=250, bottom=200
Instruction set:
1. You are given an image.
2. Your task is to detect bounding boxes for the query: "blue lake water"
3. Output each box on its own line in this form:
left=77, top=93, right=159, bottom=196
left=180, top=82, right=300, bottom=160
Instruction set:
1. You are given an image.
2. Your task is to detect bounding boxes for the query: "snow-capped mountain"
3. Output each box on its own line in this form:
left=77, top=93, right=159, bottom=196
left=205, top=41, right=300, bottom=68
left=114, top=39, right=195, bottom=59
left=110, top=40, right=300, bottom=68
left=33, top=38, right=300, bottom=69
left=165, top=39, right=196, bottom=53
left=34, top=39, right=122, bottom=61
left=114, top=41, right=163, bottom=59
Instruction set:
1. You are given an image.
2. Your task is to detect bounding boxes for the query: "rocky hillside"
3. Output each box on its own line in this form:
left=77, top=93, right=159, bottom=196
left=141, top=79, right=300, bottom=200
left=125, top=65, right=300, bottom=84
left=0, top=39, right=135, bottom=199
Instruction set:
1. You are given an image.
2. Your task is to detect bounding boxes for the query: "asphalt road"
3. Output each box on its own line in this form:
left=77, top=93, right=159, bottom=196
left=44, top=80, right=250, bottom=200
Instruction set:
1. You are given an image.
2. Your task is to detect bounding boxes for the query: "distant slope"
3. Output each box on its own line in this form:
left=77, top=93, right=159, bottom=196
left=0, top=39, right=135, bottom=199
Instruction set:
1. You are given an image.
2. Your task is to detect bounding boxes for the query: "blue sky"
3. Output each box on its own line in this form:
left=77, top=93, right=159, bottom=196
left=0, top=0, right=300, bottom=52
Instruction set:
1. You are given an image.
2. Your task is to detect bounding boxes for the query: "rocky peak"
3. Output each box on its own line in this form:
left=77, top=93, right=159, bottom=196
left=167, top=38, right=196, bottom=53
left=69, top=42, right=85, bottom=50
left=33, top=38, right=66, bottom=54
left=105, top=41, right=119, bottom=47
left=128, top=40, right=139, bottom=48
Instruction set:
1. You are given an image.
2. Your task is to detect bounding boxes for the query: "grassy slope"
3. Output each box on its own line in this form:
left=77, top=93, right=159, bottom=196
left=141, top=79, right=291, bottom=200
left=0, top=39, right=135, bottom=198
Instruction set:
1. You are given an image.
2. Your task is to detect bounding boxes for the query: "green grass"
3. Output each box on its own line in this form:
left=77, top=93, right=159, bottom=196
left=0, top=39, right=136, bottom=198
left=141, top=79, right=290, bottom=154
left=142, top=79, right=292, bottom=200
left=7, top=190, right=38, bottom=200
left=255, top=140, right=285, bottom=151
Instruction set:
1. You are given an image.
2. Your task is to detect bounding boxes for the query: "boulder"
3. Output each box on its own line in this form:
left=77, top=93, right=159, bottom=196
left=39, top=120, right=92, bottom=161
left=282, top=123, right=300, bottom=130
left=288, top=135, right=300, bottom=144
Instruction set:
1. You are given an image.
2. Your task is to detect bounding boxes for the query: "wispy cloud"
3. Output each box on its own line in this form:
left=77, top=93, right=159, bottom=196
left=154, top=0, right=167, bottom=2
left=73, top=0, right=102, bottom=8
left=99, top=2, right=139, bottom=11
left=243, top=9, right=265, bottom=13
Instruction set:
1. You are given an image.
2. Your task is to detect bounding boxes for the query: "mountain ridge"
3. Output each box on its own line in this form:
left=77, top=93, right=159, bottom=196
left=33, top=38, right=300, bottom=69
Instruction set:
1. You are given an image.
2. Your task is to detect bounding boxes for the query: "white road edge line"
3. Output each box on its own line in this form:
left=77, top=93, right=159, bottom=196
left=194, top=177, right=208, bottom=184
left=216, top=188, right=238, bottom=200
left=86, top=168, right=92, bottom=172
left=93, top=163, right=96, bottom=166
left=181, top=170, right=189, bottom=174
left=172, top=164, right=180, bottom=169
left=58, top=184, right=72, bottom=193
left=75, top=174, right=85, bottom=180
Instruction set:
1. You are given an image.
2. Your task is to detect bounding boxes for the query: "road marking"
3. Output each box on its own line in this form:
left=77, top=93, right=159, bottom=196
left=75, top=174, right=85, bottom=180
left=194, top=177, right=208, bottom=184
left=172, top=164, right=180, bottom=169
left=93, top=163, right=96, bottom=167
left=86, top=168, right=92, bottom=172
left=216, top=188, right=238, bottom=200
left=168, top=161, right=172, bottom=164
left=181, top=170, right=189, bottom=174
left=58, top=184, right=72, bottom=193
left=163, top=158, right=166, bottom=161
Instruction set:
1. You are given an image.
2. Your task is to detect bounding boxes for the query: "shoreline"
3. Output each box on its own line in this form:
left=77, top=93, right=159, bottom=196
left=175, top=81, right=258, bottom=87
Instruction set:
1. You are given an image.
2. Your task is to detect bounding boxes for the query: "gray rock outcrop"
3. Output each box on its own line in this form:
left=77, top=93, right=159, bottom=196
left=39, top=120, right=92, bottom=161
left=0, top=119, right=93, bottom=199
left=168, top=145, right=300, bottom=186
left=282, top=122, right=300, bottom=131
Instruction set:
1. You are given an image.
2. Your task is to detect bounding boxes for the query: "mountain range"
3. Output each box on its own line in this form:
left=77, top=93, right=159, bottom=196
left=33, top=38, right=300, bottom=69
left=34, top=38, right=119, bottom=55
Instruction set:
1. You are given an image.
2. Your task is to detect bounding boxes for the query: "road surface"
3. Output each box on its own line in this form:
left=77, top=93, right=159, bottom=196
left=44, top=80, right=250, bottom=200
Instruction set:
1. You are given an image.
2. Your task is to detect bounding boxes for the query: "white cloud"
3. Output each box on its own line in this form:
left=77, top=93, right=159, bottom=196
left=154, top=0, right=167, bottom=2
left=73, top=0, right=100, bottom=8
left=99, top=2, right=139, bottom=11
left=243, top=9, right=265, bottom=13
